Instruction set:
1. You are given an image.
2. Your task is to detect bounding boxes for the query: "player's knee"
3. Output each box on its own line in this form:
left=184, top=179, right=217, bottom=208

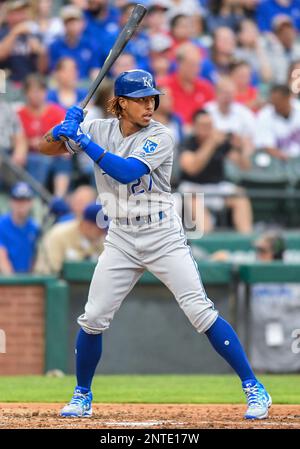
left=182, top=300, right=219, bottom=334
left=77, top=311, right=110, bottom=334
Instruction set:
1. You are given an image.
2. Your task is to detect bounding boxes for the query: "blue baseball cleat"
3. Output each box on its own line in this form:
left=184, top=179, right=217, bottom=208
left=60, top=388, right=93, bottom=417
left=242, top=379, right=272, bottom=419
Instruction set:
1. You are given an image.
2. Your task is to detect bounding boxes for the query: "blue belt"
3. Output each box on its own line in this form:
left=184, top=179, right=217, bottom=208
left=116, top=211, right=166, bottom=226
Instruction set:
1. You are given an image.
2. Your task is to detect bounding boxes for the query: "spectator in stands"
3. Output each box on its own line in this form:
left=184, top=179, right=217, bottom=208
left=288, top=59, right=300, bottom=100
left=255, top=84, right=300, bottom=160
left=153, top=85, right=184, bottom=145
left=240, top=0, right=257, bottom=21
left=165, top=0, right=204, bottom=20
left=229, top=60, right=261, bottom=111
left=0, top=96, right=27, bottom=168
left=18, top=74, right=71, bottom=197
left=0, top=0, right=47, bottom=83
left=253, top=231, right=286, bottom=261
left=149, top=34, right=173, bottom=78
left=114, top=2, right=151, bottom=71
left=110, top=53, right=137, bottom=78
left=235, top=19, right=272, bottom=84
left=48, top=197, right=72, bottom=224
left=206, top=76, right=256, bottom=158
left=69, top=185, right=97, bottom=218
left=159, top=43, right=215, bottom=130
left=31, top=0, right=64, bottom=46
left=153, top=85, right=184, bottom=187
left=0, top=182, right=40, bottom=274
left=179, top=109, right=253, bottom=233
left=84, top=0, right=119, bottom=39
left=35, top=203, right=106, bottom=274
left=49, top=5, right=100, bottom=80
left=261, top=14, right=300, bottom=84
left=47, top=57, right=88, bottom=109
left=206, top=0, right=245, bottom=34
left=169, top=14, right=195, bottom=59
left=48, top=185, right=97, bottom=224
left=256, top=0, right=300, bottom=32
left=146, top=2, right=169, bottom=38
left=201, top=27, right=237, bottom=84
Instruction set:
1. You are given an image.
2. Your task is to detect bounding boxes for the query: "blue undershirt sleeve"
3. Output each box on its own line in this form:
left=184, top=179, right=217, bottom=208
left=82, top=140, right=150, bottom=184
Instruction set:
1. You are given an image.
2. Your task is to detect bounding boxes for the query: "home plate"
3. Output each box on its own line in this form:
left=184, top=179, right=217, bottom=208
left=104, top=421, right=183, bottom=427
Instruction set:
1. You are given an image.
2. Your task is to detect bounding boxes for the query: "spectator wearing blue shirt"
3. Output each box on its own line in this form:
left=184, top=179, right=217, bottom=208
left=0, top=0, right=47, bottom=83
left=201, top=27, right=237, bottom=84
left=94, top=2, right=151, bottom=72
left=83, top=0, right=120, bottom=65
left=47, top=57, right=88, bottom=110
left=0, top=183, right=40, bottom=274
left=256, top=0, right=300, bottom=32
left=205, top=0, right=246, bottom=34
left=49, top=5, right=100, bottom=80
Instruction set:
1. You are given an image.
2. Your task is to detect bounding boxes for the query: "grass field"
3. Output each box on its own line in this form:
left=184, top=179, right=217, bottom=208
left=0, top=374, right=299, bottom=404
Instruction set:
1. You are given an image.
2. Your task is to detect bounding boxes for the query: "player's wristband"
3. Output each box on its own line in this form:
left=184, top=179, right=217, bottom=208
left=80, top=137, right=106, bottom=162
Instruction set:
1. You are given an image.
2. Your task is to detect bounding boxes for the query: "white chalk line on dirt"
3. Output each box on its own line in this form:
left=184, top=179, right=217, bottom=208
left=103, top=421, right=185, bottom=427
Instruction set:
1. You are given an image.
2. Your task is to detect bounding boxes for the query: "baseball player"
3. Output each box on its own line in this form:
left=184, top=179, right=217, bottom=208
left=41, top=70, right=271, bottom=420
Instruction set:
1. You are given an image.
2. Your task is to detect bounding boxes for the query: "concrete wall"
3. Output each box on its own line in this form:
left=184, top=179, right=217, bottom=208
left=68, top=283, right=234, bottom=374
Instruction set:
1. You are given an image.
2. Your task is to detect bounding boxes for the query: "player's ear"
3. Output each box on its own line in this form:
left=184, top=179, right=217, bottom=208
left=119, top=97, right=127, bottom=111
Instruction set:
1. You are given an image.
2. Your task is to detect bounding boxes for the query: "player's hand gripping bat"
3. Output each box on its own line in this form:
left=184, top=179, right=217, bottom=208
left=39, top=4, right=147, bottom=156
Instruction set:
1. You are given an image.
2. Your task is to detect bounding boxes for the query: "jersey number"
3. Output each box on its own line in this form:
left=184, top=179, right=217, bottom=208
left=131, top=175, right=152, bottom=195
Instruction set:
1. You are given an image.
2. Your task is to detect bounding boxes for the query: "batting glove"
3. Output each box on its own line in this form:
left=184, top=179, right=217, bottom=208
left=65, top=106, right=85, bottom=123
left=51, top=123, right=63, bottom=141
left=58, top=119, right=81, bottom=141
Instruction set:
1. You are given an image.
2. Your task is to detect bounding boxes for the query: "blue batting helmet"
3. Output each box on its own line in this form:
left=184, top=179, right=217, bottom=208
left=114, top=69, right=162, bottom=110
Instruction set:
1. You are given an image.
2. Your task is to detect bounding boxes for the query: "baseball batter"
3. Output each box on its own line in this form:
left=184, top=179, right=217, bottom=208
left=41, top=70, right=271, bottom=420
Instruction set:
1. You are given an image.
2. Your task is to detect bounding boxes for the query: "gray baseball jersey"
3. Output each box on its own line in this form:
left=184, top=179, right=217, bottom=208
left=81, top=118, right=174, bottom=218
left=77, top=117, right=218, bottom=335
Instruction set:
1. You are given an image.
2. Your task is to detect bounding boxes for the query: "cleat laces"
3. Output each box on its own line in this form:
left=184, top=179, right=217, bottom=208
left=244, top=384, right=265, bottom=408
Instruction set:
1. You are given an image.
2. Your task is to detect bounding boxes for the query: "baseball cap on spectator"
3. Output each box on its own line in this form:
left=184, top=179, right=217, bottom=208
left=60, top=5, right=83, bottom=22
left=10, top=182, right=34, bottom=200
left=150, top=34, right=172, bottom=52
left=49, top=197, right=71, bottom=217
left=6, top=0, right=30, bottom=11
left=272, top=14, right=294, bottom=32
left=148, top=0, right=169, bottom=13
left=83, top=203, right=109, bottom=229
left=83, top=203, right=101, bottom=223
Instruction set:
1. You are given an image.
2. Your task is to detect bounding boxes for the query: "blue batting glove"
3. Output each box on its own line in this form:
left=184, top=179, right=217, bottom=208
left=51, top=123, right=63, bottom=141
left=65, top=105, right=84, bottom=123
left=58, top=120, right=80, bottom=141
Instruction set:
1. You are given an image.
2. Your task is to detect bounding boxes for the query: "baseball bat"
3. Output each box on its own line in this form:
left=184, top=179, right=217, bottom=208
left=80, top=3, right=147, bottom=109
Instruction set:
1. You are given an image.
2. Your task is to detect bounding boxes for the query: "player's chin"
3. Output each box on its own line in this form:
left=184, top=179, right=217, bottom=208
left=139, top=116, right=152, bottom=127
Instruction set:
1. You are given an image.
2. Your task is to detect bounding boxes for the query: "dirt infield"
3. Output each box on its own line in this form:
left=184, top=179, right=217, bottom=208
left=0, top=403, right=299, bottom=429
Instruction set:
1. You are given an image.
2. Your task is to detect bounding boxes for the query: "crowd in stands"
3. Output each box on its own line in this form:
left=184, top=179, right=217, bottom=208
left=1, top=0, right=300, bottom=274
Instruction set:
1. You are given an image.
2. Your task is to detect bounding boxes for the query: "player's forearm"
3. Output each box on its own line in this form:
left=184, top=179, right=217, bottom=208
left=38, top=127, right=67, bottom=156
left=180, top=140, right=217, bottom=176
left=82, top=139, right=149, bottom=183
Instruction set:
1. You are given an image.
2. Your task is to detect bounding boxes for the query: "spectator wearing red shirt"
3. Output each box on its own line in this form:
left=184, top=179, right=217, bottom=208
left=229, top=60, right=262, bottom=111
left=18, top=74, right=71, bottom=197
left=159, top=43, right=215, bottom=130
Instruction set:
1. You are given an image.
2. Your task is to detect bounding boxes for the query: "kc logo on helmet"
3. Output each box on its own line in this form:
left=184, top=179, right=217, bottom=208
left=143, top=77, right=153, bottom=88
